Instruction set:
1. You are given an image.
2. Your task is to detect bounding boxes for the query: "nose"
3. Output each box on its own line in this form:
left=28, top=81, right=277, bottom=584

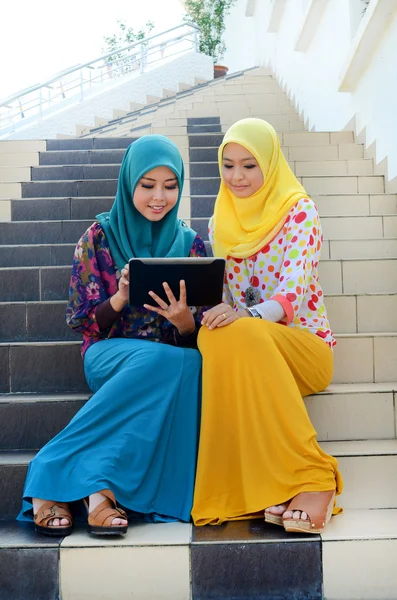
left=153, top=185, right=165, bottom=201
left=232, top=166, right=244, bottom=182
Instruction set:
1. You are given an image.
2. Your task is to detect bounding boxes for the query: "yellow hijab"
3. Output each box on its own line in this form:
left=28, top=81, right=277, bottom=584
left=213, top=118, right=309, bottom=259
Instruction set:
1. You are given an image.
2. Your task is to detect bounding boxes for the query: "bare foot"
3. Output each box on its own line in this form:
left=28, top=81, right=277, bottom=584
left=32, top=498, right=70, bottom=527
left=265, top=503, right=289, bottom=517
left=89, top=492, right=128, bottom=527
left=283, top=510, right=309, bottom=521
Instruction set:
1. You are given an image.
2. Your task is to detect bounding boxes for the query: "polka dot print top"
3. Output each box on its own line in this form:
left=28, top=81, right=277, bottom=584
left=209, top=198, right=335, bottom=349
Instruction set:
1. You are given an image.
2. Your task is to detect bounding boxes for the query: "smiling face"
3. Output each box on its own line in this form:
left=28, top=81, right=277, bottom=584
left=132, top=166, right=179, bottom=221
left=221, top=142, right=264, bottom=198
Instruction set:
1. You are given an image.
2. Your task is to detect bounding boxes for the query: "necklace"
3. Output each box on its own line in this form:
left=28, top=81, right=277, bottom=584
left=244, top=253, right=261, bottom=307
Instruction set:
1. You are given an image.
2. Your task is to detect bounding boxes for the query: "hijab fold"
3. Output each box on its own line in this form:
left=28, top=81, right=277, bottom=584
left=97, top=135, right=196, bottom=271
left=213, top=118, right=308, bottom=259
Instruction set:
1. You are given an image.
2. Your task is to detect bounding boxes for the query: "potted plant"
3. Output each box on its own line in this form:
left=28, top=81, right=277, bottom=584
left=184, top=0, right=236, bottom=78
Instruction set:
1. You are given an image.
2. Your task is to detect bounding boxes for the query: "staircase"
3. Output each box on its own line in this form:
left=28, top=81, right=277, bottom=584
left=1, top=67, right=397, bottom=600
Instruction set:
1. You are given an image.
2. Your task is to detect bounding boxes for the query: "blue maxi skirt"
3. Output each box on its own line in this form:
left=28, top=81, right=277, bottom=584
left=18, top=338, right=202, bottom=523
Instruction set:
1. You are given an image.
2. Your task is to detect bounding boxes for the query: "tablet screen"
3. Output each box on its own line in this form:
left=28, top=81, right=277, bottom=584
left=128, top=258, right=225, bottom=307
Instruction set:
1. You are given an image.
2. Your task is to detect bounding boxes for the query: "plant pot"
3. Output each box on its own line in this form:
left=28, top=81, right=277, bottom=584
left=214, top=65, right=229, bottom=79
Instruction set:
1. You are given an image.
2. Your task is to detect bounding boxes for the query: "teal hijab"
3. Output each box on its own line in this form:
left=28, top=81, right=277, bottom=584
left=97, top=135, right=196, bottom=271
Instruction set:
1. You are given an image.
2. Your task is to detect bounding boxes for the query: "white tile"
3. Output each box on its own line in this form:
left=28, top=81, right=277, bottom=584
left=374, top=336, right=397, bottom=382
left=315, top=194, right=370, bottom=216
left=338, top=144, right=364, bottom=159
left=295, top=161, right=348, bottom=177
left=0, top=200, right=11, bottom=221
left=303, top=176, right=358, bottom=195
left=60, top=546, right=190, bottom=600
left=324, top=295, right=356, bottom=333
left=322, top=508, right=397, bottom=541
left=330, top=240, right=397, bottom=260
left=321, top=437, right=397, bottom=456
left=0, top=182, right=22, bottom=198
left=322, top=216, right=383, bottom=240
left=330, top=132, right=355, bottom=144
left=318, top=261, right=342, bottom=294
left=0, top=140, right=46, bottom=153
left=358, top=295, right=397, bottom=333
left=288, top=145, right=339, bottom=161
left=342, top=259, right=397, bottom=294
left=369, top=194, right=397, bottom=215
left=305, top=392, right=394, bottom=441
left=332, top=336, right=373, bottom=383
left=61, top=521, right=191, bottom=548
left=358, top=176, right=384, bottom=194
left=383, top=216, right=397, bottom=237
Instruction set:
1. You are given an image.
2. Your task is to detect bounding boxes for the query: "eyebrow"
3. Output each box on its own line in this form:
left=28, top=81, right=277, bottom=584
left=141, top=176, right=178, bottom=182
left=222, top=156, right=257, bottom=162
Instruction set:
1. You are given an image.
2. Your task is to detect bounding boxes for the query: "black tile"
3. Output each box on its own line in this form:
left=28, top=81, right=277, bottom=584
left=40, top=150, right=90, bottom=165
left=46, top=139, right=94, bottom=150
left=188, top=117, right=220, bottom=125
left=40, top=267, right=70, bottom=301
left=22, top=181, right=78, bottom=198
left=60, top=220, right=92, bottom=244
left=70, top=197, right=113, bottom=220
left=190, top=179, right=220, bottom=196
left=192, top=520, right=318, bottom=544
left=0, top=269, right=39, bottom=302
left=0, top=460, right=29, bottom=519
left=0, top=520, right=63, bottom=547
left=50, top=244, right=75, bottom=266
left=0, top=397, right=86, bottom=450
left=10, top=343, right=89, bottom=393
left=88, top=149, right=125, bottom=164
left=31, top=165, right=85, bottom=181
left=191, top=537, right=322, bottom=599
left=11, top=198, right=71, bottom=221
left=191, top=197, right=215, bottom=218
left=93, top=137, right=137, bottom=149
left=0, top=245, right=52, bottom=268
left=188, top=125, right=222, bottom=134
left=0, top=222, right=59, bottom=245
left=27, top=302, right=78, bottom=341
left=0, top=347, right=9, bottom=393
left=190, top=148, right=218, bottom=162
left=77, top=179, right=118, bottom=197
left=190, top=163, right=219, bottom=178
left=189, top=134, right=224, bottom=147
left=0, top=547, right=59, bottom=600
left=191, top=218, right=209, bottom=240
left=83, top=165, right=120, bottom=179
left=0, top=304, right=26, bottom=342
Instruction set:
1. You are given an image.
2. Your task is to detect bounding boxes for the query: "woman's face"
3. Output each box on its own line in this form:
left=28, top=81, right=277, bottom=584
left=221, top=142, right=264, bottom=198
left=133, top=166, right=179, bottom=221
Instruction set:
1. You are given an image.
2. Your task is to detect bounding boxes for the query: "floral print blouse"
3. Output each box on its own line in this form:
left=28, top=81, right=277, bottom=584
left=66, top=222, right=207, bottom=357
left=209, top=197, right=335, bottom=348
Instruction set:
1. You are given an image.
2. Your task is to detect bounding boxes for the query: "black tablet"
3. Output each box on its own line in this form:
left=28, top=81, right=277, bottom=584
left=128, top=257, right=226, bottom=306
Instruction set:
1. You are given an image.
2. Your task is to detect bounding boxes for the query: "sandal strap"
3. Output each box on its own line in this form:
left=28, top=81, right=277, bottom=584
left=285, top=491, right=335, bottom=529
left=34, top=501, right=72, bottom=527
left=88, top=498, right=128, bottom=528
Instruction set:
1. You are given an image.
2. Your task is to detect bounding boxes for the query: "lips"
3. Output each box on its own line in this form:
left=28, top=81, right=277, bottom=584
left=149, top=205, right=165, bottom=212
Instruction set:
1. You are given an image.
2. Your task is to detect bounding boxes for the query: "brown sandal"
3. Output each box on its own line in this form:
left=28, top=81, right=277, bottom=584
left=282, top=490, right=335, bottom=534
left=264, top=501, right=291, bottom=527
left=84, top=490, right=128, bottom=536
left=34, top=501, right=73, bottom=537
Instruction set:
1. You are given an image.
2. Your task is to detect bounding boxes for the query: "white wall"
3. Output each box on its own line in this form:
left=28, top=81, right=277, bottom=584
left=6, top=52, right=213, bottom=140
left=222, top=0, right=257, bottom=71
left=222, top=0, right=397, bottom=182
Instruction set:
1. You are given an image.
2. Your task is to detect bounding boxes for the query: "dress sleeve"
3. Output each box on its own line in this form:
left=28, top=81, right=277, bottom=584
left=270, top=199, right=322, bottom=324
left=66, top=224, right=113, bottom=337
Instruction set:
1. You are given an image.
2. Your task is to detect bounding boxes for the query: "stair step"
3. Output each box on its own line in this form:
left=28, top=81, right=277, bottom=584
left=45, top=138, right=138, bottom=151
left=0, top=383, right=394, bottom=452
left=1, top=511, right=397, bottom=599
left=31, top=164, right=121, bottom=181
left=21, top=179, right=118, bottom=198
left=0, top=333, right=396, bottom=394
left=0, top=244, right=75, bottom=267
left=0, top=220, right=91, bottom=245
left=39, top=149, right=126, bottom=166
left=0, top=301, right=78, bottom=342
left=9, top=197, right=113, bottom=221
left=2, top=257, right=396, bottom=302
left=0, top=394, right=88, bottom=450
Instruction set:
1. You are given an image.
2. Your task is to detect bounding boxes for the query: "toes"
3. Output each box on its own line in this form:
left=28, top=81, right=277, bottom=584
left=266, top=504, right=287, bottom=515
left=283, top=510, right=292, bottom=519
left=60, top=518, right=70, bottom=526
left=112, top=517, right=127, bottom=527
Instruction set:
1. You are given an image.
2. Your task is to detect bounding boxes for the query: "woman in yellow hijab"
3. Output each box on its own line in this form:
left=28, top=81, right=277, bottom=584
left=191, top=118, right=343, bottom=533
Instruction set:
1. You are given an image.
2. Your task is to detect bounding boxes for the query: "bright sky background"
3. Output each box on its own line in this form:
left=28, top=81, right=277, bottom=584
left=0, top=0, right=186, bottom=99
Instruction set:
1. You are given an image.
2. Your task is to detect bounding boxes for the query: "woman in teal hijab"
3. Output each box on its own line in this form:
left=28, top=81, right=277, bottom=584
left=18, top=135, right=207, bottom=537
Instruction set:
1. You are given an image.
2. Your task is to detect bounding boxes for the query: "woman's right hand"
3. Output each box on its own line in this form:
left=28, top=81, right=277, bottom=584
left=109, top=263, right=130, bottom=312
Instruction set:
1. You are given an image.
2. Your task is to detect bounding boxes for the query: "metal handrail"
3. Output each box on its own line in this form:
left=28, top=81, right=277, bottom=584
left=0, top=23, right=199, bottom=135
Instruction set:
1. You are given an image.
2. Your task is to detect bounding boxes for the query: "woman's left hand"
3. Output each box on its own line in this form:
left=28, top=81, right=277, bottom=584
left=144, top=280, right=196, bottom=336
left=201, top=303, right=247, bottom=330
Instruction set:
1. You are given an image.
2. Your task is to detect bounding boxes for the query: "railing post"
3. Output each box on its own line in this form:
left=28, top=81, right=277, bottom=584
left=193, top=28, right=198, bottom=52
left=80, top=69, right=84, bottom=101
left=140, top=43, right=145, bottom=73
left=38, top=89, right=43, bottom=120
